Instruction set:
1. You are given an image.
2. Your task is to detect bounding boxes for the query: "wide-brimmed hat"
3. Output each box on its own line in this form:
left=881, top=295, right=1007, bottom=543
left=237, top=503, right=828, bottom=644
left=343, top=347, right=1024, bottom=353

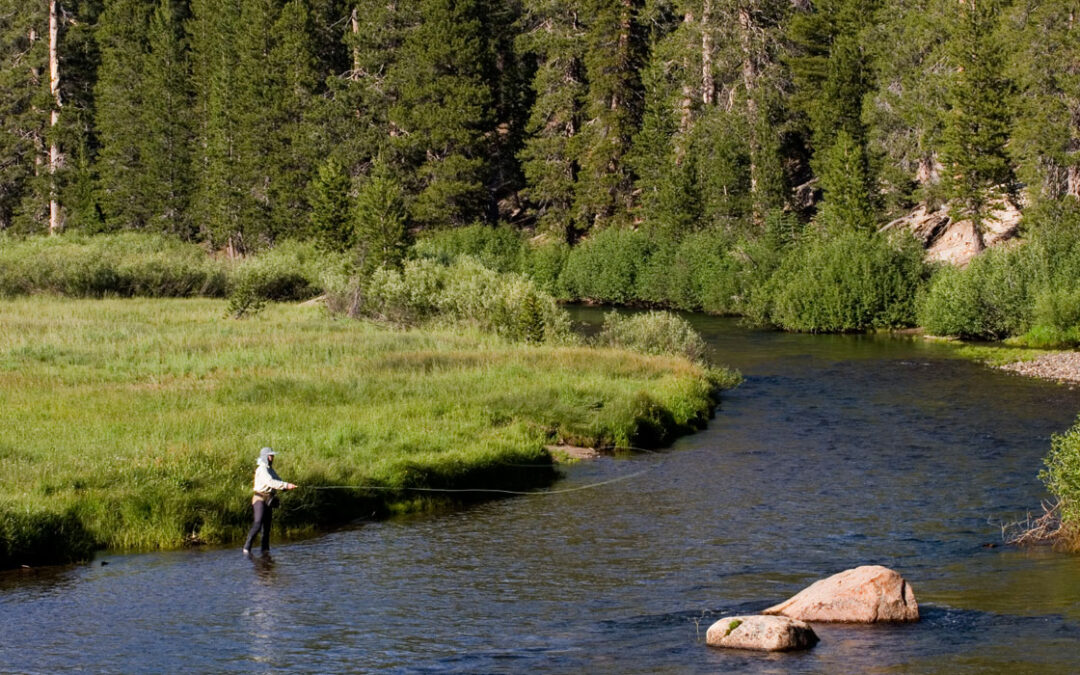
left=258, top=447, right=276, bottom=462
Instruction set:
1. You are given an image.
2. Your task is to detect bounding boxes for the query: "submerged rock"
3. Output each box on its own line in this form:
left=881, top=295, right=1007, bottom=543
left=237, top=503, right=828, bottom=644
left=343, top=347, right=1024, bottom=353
left=763, top=565, right=919, bottom=623
left=705, top=615, right=818, bottom=651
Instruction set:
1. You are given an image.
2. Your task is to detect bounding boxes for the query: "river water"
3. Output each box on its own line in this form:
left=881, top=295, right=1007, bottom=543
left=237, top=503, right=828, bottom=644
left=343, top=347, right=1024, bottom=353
left=4, top=311, right=1080, bottom=673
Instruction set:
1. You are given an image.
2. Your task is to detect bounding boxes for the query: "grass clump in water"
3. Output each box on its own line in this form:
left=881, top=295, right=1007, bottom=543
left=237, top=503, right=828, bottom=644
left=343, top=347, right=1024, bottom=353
left=0, top=298, right=734, bottom=568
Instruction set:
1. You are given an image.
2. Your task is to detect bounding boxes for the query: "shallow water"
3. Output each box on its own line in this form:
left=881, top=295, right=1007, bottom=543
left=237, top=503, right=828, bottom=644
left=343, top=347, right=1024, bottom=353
left=4, top=311, right=1080, bottom=673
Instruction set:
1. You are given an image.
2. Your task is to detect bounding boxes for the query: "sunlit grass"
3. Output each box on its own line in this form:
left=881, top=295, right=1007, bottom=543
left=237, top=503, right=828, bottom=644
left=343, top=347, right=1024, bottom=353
left=0, top=298, right=734, bottom=567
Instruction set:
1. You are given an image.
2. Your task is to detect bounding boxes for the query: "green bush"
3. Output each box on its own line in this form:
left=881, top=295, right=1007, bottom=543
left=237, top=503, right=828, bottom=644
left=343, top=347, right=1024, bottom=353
left=919, top=200, right=1080, bottom=341
left=412, top=223, right=525, bottom=273
left=334, top=257, right=574, bottom=344
left=764, top=229, right=928, bottom=332
left=595, top=310, right=707, bottom=362
left=1041, top=416, right=1080, bottom=540
left=520, top=237, right=571, bottom=299
left=919, top=245, right=1037, bottom=339
left=560, top=228, right=652, bottom=304
left=226, top=240, right=350, bottom=317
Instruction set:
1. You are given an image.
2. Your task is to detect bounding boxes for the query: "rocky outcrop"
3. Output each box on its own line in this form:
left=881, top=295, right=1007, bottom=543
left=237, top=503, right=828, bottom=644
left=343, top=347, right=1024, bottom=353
left=705, top=615, right=819, bottom=651
left=880, top=194, right=1023, bottom=267
left=762, top=565, right=919, bottom=623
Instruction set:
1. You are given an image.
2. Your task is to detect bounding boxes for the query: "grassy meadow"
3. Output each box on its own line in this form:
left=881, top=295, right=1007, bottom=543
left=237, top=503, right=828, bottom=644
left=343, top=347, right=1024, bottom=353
left=0, top=298, right=734, bottom=568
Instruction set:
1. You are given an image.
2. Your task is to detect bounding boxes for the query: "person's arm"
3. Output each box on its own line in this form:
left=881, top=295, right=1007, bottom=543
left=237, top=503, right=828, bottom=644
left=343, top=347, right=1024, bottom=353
left=255, top=465, right=297, bottom=492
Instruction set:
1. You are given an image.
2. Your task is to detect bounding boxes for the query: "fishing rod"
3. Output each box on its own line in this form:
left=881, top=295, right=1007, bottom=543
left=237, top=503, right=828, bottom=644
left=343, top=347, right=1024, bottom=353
left=298, top=467, right=651, bottom=497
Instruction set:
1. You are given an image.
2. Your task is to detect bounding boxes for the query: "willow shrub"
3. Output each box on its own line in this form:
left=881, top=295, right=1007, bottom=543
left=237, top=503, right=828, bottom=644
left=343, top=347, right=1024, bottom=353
left=762, top=229, right=928, bottom=332
left=918, top=200, right=1080, bottom=342
left=560, top=228, right=652, bottom=304
left=1041, top=416, right=1080, bottom=548
left=918, top=245, right=1037, bottom=339
left=412, top=223, right=526, bottom=273
left=331, top=257, right=573, bottom=344
left=595, top=310, right=707, bottom=362
left=226, top=240, right=348, bottom=317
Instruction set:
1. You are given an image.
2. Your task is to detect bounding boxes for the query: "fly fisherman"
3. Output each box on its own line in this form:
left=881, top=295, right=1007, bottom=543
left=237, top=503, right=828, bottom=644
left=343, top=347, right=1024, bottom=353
left=243, top=447, right=297, bottom=556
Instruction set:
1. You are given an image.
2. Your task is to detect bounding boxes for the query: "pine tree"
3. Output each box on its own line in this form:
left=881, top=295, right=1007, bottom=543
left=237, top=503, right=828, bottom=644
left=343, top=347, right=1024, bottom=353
left=630, top=4, right=700, bottom=233
left=517, top=0, right=588, bottom=237
left=95, top=0, right=153, bottom=230
left=863, top=0, right=951, bottom=211
left=787, top=0, right=879, bottom=229
left=389, top=0, right=497, bottom=227
left=139, top=0, right=194, bottom=238
left=940, top=0, right=1013, bottom=224
left=189, top=0, right=245, bottom=249
left=321, top=0, right=413, bottom=179
left=573, top=0, right=646, bottom=229
left=815, top=129, right=875, bottom=230
left=1008, top=0, right=1080, bottom=202
left=353, top=171, right=408, bottom=273
left=0, top=1, right=49, bottom=231
left=309, top=157, right=353, bottom=252
left=264, top=0, right=322, bottom=238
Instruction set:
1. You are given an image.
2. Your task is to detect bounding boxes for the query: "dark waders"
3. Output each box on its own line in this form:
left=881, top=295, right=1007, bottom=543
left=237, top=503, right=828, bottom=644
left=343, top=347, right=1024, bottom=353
left=243, top=495, right=273, bottom=553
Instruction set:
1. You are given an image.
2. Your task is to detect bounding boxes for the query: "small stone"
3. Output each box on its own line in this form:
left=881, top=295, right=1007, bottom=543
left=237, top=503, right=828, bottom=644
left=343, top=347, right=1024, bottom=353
left=705, top=615, right=819, bottom=652
left=763, top=565, right=919, bottom=623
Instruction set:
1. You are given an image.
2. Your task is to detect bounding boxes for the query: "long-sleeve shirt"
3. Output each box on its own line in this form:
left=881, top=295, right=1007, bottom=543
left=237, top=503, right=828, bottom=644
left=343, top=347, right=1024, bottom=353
left=253, top=463, right=291, bottom=497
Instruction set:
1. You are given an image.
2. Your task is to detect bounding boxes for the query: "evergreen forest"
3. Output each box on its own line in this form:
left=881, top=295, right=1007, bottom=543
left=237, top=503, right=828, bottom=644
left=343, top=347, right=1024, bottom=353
left=4, top=0, right=1080, bottom=337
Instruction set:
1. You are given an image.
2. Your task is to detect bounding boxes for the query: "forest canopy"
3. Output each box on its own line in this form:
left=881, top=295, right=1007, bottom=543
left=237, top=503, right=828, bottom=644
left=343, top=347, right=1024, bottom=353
left=1, top=0, right=1077, bottom=250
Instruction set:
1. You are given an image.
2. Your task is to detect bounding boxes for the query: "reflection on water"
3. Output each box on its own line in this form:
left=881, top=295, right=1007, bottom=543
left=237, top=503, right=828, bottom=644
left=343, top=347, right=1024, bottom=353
left=3, top=313, right=1080, bottom=673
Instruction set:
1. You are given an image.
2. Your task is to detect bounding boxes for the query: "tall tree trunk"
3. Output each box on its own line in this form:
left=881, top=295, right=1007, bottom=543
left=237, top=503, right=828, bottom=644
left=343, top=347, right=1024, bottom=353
left=676, top=9, right=695, bottom=163
left=349, top=6, right=360, bottom=79
left=738, top=4, right=761, bottom=219
left=48, top=0, right=62, bottom=235
left=701, top=0, right=714, bottom=105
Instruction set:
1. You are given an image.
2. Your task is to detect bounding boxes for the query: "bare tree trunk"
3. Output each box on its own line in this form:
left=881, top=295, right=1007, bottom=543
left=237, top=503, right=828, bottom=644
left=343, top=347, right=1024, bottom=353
left=349, top=6, right=360, bottom=80
left=738, top=4, right=761, bottom=219
left=675, top=10, right=695, bottom=164
left=701, top=0, right=714, bottom=105
left=48, top=0, right=62, bottom=235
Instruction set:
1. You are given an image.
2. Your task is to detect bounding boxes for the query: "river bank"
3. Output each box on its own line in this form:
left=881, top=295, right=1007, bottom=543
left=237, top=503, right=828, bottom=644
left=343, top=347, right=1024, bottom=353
left=0, top=298, right=737, bottom=570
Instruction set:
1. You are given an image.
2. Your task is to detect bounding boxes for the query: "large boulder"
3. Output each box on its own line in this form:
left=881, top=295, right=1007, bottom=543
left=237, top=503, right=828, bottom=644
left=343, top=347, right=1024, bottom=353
left=763, top=565, right=919, bottom=623
left=880, top=194, right=1023, bottom=267
left=705, top=615, right=819, bottom=652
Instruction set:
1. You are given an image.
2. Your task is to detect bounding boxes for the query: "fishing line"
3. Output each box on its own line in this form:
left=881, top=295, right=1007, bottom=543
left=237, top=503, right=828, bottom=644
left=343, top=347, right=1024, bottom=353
left=298, top=466, right=651, bottom=497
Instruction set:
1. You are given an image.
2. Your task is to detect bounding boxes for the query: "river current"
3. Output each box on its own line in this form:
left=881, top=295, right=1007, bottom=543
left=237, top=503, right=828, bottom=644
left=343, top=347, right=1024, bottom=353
left=3, top=310, right=1080, bottom=673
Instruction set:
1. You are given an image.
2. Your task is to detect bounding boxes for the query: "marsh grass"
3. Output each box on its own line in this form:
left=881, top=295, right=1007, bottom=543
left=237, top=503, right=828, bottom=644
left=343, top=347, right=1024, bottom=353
left=0, top=298, right=731, bottom=567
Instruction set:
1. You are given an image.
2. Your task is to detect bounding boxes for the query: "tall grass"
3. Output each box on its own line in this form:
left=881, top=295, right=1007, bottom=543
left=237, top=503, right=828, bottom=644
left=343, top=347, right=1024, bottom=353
left=0, top=233, right=348, bottom=309
left=0, top=298, right=733, bottom=568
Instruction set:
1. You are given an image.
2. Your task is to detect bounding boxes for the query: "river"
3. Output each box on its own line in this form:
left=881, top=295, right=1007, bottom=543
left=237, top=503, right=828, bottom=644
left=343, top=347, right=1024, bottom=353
left=3, top=310, right=1080, bottom=673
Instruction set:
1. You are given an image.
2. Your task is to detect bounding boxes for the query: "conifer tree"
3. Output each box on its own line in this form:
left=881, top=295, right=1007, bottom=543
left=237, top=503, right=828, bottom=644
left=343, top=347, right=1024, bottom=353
left=1009, top=0, right=1080, bottom=202
left=189, top=0, right=245, bottom=249
left=353, top=170, right=408, bottom=273
left=940, top=0, right=1013, bottom=224
left=815, top=129, right=875, bottom=230
left=139, top=0, right=194, bottom=238
left=517, top=0, right=588, bottom=237
left=95, top=0, right=152, bottom=230
left=389, top=0, right=496, bottom=227
left=309, top=157, right=353, bottom=252
left=264, top=0, right=322, bottom=237
left=787, top=0, right=878, bottom=228
left=0, top=2, right=49, bottom=230
left=322, top=0, right=413, bottom=179
left=573, top=0, right=646, bottom=229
